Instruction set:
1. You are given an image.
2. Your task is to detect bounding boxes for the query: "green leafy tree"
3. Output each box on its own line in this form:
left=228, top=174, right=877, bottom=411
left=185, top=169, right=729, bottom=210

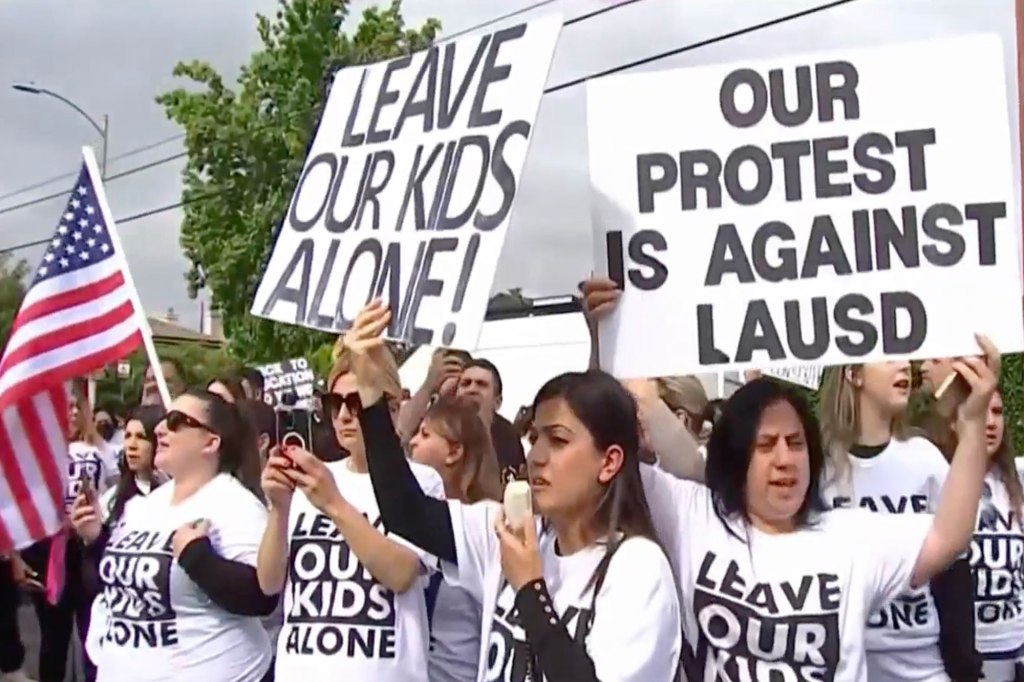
left=0, top=253, right=29, bottom=353
left=157, top=0, right=440, bottom=363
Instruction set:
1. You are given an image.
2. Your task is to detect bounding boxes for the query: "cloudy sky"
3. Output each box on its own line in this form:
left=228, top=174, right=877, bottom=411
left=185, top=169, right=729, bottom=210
left=0, top=0, right=1016, bottom=332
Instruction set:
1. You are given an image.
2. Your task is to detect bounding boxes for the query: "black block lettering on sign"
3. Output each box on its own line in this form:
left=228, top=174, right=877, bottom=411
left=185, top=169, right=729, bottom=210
left=98, top=529, right=178, bottom=649
left=688, top=552, right=840, bottom=682
left=283, top=511, right=398, bottom=659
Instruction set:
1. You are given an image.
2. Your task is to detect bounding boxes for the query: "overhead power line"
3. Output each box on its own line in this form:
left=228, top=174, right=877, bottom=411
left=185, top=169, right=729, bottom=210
left=0, top=132, right=185, bottom=203
left=0, top=0, right=858, bottom=257
left=0, top=0, right=568, bottom=209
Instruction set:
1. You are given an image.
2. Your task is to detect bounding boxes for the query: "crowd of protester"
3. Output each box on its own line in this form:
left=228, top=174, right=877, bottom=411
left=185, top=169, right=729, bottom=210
left=0, top=278, right=1019, bottom=682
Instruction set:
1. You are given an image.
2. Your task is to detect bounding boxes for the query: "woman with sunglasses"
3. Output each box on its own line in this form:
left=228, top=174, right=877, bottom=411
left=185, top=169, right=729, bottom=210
left=78, top=389, right=277, bottom=682
left=256, top=346, right=445, bottom=682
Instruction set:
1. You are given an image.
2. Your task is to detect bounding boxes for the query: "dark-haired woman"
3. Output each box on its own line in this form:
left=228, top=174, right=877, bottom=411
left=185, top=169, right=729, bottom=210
left=350, top=301, right=682, bottom=682
left=99, top=406, right=164, bottom=524
left=640, top=338, right=997, bottom=682
left=75, top=390, right=277, bottom=682
left=959, top=389, right=1024, bottom=681
left=409, top=396, right=502, bottom=682
left=208, top=376, right=247, bottom=404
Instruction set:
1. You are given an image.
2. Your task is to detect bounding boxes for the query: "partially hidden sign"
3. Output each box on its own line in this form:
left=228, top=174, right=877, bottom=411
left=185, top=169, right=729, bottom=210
left=259, top=358, right=315, bottom=407
left=587, top=34, right=1023, bottom=378
left=251, top=16, right=562, bottom=349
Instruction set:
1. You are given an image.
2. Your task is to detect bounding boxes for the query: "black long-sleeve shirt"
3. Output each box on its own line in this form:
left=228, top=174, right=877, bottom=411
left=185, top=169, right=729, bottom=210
left=358, top=398, right=603, bottom=681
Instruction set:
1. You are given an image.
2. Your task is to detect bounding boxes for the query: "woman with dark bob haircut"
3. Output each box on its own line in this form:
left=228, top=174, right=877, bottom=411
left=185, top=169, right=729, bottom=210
left=345, top=300, right=682, bottom=682
left=640, top=336, right=999, bottom=682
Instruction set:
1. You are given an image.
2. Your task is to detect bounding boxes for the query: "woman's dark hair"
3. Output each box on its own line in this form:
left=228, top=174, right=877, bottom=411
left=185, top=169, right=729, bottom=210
left=207, top=375, right=247, bottom=404
left=532, top=370, right=661, bottom=614
left=185, top=388, right=264, bottom=502
left=705, top=378, right=827, bottom=538
left=701, top=399, right=725, bottom=429
left=108, top=405, right=165, bottom=524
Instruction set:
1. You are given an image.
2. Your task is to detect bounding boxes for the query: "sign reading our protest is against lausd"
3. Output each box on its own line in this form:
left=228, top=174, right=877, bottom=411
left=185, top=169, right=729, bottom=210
left=587, top=34, right=1024, bottom=379
left=260, top=358, right=315, bottom=407
left=251, top=16, right=562, bottom=349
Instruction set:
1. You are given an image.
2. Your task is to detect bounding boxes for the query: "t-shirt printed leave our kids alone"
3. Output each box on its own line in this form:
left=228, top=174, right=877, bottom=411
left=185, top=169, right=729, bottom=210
left=821, top=437, right=948, bottom=682
left=275, top=459, right=445, bottom=682
left=87, top=473, right=272, bottom=682
left=640, top=464, right=933, bottom=682
left=67, top=439, right=120, bottom=509
left=972, top=470, right=1024, bottom=656
left=443, top=500, right=682, bottom=682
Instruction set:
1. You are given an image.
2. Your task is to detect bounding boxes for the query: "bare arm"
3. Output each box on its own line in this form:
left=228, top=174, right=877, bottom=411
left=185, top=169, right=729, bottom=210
left=911, top=419, right=987, bottom=587
left=636, top=392, right=705, bottom=482
left=325, top=496, right=421, bottom=593
left=395, top=352, right=463, bottom=445
left=911, top=347, right=998, bottom=588
left=256, top=507, right=290, bottom=595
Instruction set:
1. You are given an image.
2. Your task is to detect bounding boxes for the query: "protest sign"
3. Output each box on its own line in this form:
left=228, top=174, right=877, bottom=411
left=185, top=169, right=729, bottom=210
left=587, top=34, right=1023, bottom=378
left=763, top=365, right=822, bottom=391
left=260, top=358, right=315, bottom=407
left=251, top=16, right=562, bottom=349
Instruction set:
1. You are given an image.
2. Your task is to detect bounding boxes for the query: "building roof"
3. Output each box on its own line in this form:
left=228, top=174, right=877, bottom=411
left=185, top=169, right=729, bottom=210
left=148, top=317, right=224, bottom=348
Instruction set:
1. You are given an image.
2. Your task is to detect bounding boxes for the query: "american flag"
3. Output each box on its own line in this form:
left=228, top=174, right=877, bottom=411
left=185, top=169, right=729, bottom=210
left=0, top=152, right=144, bottom=553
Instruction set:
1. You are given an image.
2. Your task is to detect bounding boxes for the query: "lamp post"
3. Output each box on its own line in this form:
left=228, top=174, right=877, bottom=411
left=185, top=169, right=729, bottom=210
left=12, top=83, right=109, bottom=177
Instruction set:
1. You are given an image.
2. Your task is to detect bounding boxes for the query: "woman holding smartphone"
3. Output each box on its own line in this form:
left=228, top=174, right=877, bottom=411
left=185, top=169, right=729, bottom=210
left=350, top=300, right=682, bottom=682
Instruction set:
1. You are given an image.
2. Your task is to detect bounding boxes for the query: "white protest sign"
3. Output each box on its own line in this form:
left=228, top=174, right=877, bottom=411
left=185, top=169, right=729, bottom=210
left=252, top=16, right=562, bottom=349
left=763, top=365, right=822, bottom=390
left=588, top=34, right=1023, bottom=378
left=259, top=357, right=315, bottom=407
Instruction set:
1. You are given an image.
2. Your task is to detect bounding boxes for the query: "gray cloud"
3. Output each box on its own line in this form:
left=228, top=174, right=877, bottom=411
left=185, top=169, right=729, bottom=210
left=0, top=0, right=1016, bottom=333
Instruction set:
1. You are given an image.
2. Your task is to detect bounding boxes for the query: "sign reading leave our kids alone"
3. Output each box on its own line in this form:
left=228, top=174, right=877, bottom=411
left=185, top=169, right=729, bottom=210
left=251, top=16, right=562, bottom=350
left=587, top=34, right=1023, bottom=379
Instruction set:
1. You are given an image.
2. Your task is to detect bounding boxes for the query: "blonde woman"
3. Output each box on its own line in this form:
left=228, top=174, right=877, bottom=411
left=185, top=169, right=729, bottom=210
left=258, top=342, right=445, bottom=682
left=818, top=362, right=978, bottom=682
left=408, top=396, right=502, bottom=681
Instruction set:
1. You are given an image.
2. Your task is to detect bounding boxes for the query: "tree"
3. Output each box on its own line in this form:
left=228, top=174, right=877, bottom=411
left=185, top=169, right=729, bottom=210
left=157, top=0, right=440, bottom=363
left=0, top=253, right=29, bottom=353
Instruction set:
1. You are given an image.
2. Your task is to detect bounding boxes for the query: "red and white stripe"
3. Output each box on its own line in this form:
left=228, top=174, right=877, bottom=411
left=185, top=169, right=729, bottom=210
left=0, top=256, right=141, bottom=553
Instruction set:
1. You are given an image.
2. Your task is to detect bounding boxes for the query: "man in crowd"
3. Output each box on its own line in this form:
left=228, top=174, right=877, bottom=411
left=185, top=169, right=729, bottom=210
left=397, top=351, right=526, bottom=482
left=455, top=359, right=525, bottom=482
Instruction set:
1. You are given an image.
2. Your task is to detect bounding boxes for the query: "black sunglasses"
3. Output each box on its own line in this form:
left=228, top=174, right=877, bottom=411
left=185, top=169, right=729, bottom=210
left=321, top=392, right=362, bottom=417
left=165, top=410, right=216, bottom=435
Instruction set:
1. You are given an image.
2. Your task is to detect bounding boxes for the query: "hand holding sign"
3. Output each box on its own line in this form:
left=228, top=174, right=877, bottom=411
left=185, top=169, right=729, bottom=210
left=344, top=299, right=392, bottom=408
left=580, top=277, right=621, bottom=327
left=953, top=334, right=1000, bottom=427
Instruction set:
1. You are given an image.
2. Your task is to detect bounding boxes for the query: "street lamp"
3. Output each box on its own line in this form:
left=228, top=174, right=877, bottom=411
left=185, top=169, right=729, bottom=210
left=11, top=82, right=109, bottom=177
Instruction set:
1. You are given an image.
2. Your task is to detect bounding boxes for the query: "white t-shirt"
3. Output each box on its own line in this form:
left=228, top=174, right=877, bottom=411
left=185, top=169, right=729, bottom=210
left=100, top=477, right=153, bottom=522
left=971, top=469, right=1024, bottom=656
left=443, top=500, right=682, bottom=682
left=428, top=575, right=481, bottom=682
left=641, top=464, right=932, bottom=682
left=66, top=440, right=120, bottom=509
left=275, top=459, right=445, bottom=682
left=821, top=437, right=948, bottom=682
left=87, top=473, right=272, bottom=682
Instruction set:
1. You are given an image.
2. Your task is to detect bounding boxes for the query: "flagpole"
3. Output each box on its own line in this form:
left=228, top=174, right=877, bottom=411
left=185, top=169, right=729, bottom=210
left=80, top=146, right=172, bottom=407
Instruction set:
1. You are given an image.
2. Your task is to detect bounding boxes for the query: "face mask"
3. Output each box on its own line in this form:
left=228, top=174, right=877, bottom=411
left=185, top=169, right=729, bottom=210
left=97, top=422, right=116, bottom=442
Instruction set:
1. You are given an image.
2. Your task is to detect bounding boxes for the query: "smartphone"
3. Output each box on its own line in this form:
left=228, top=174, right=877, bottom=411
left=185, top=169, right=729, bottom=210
left=503, top=480, right=533, bottom=531
left=276, top=395, right=313, bottom=453
left=933, top=370, right=970, bottom=419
